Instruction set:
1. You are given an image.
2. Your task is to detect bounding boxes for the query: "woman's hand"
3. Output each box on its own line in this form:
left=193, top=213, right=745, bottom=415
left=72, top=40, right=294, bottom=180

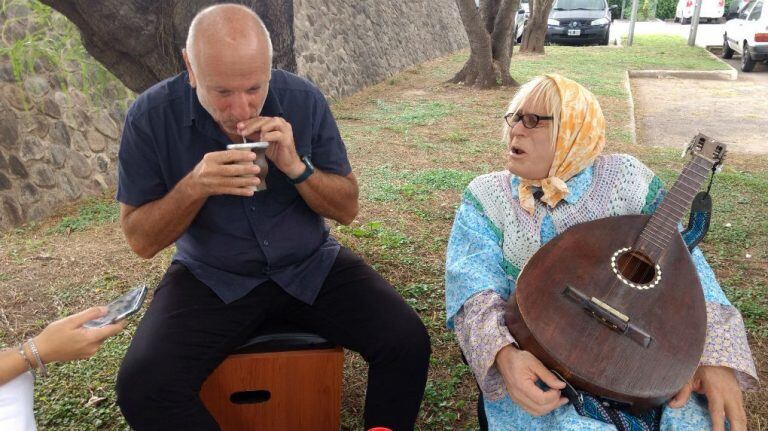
left=669, top=365, right=747, bottom=431
left=495, top=344, right=569, bottom=416
left=32, top=307, right=127, bottom=364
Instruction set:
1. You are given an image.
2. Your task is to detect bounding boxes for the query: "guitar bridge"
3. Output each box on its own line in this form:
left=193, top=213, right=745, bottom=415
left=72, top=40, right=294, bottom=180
left=563, top=285, right=652, bottom=348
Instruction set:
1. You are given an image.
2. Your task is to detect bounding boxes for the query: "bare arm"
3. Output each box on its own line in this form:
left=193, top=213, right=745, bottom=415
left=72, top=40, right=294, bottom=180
left=120, top=177, right=205, bottom=259
left=294, top=171, right=358, bottom=225
left=121, top=150, right=262, bottom=259
left=0, top=349, right=30, bottom=386
left=0, top=308, right=124, bottom=385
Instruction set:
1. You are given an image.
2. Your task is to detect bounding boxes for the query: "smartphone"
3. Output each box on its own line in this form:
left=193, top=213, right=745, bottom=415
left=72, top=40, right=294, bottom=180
left=82, top=284, right=148, bottom=329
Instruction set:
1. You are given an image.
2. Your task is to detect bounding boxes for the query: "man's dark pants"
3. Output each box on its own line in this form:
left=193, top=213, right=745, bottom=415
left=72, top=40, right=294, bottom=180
left=115, top=247, right=431, bottom=431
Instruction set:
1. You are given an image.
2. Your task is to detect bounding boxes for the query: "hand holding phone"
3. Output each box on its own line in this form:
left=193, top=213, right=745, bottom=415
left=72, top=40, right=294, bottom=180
left=83, top=284, right=148, bottom=329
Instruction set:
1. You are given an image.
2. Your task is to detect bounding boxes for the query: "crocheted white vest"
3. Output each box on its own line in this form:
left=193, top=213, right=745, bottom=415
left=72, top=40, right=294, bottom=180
left=465, top=154, right=659, bottom=278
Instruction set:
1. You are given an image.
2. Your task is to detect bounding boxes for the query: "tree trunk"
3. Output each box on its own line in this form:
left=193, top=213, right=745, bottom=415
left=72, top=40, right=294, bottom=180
left=39, top=0, right=296, bottom=94
left=450, top=0, right=497, bottom=88
left=481, top=0, right=500, bottom=33
left=519, top=0, right=554, bottom=53
left=490, top=0, right=520, bottom=86
left=451, top=0, right=519, bottom=88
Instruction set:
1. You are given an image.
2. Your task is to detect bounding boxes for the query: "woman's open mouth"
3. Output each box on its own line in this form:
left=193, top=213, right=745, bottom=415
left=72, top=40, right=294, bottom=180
left=509, top=146, right=526, bottom=157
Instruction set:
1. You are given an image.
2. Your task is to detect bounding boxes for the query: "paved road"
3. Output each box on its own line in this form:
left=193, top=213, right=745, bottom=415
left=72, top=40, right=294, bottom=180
left=611, top=19, right=768, bottom=79
left=609, top=21, right=767, bottom=153
left=611, top=19, right=725, bottom=48
left=721, top=57, right=768, bottom=79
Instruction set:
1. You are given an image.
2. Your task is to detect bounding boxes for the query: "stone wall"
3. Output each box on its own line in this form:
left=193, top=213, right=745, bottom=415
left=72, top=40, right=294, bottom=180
left=293, top=0, right=467, bottom=98
left=0, top=70, right=127, bottom=230
left=0, top=1, right=133, bottom=230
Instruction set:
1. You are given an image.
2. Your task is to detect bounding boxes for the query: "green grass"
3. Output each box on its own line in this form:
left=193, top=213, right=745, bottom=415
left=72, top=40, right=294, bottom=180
left=435, top=35, right=728, bottom=99
left=359, top=167, right=479, bottom=203
left=51, top=197, right=120, bottom=234
left=34, top=321, right=139, bottom=429
left=367, top=100, right=457, bottom=133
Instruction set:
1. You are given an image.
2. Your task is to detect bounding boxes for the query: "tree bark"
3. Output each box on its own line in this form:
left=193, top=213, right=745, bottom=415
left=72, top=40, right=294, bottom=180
left=481, top=0, right=500, bottom=33
left=39, top=0, right=295, bottom=94
left=490, top=0, right=520, bottom=85
left=450, top=0, right=519, bottom=88
left=519, top=0, right=554, bottom=53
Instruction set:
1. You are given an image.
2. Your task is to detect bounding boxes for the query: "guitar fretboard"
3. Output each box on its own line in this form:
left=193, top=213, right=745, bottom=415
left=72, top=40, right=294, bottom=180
left=637, top=156, right=714, bottom=258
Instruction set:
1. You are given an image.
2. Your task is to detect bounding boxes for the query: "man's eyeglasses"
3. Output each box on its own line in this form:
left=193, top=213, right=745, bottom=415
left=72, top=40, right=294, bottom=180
left=504, top=113, right=554, bottom=129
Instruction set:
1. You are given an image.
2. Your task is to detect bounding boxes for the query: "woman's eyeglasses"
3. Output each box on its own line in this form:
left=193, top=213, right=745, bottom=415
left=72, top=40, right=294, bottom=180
left=504, top=113, right=554, bottom=129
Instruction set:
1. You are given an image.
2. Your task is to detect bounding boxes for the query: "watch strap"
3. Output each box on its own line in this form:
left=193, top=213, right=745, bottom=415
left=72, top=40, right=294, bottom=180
left=289, top=156, right=315, bottom=185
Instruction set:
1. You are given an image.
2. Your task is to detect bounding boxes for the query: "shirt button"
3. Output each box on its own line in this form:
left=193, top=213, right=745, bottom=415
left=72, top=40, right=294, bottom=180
left=263, top=240, right=269, bottom=246
left=250, top=206, right=256, bottom=211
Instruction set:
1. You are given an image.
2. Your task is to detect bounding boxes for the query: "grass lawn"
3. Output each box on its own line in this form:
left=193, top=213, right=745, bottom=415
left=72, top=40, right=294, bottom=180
left=1, top=35, right=766, bottom=430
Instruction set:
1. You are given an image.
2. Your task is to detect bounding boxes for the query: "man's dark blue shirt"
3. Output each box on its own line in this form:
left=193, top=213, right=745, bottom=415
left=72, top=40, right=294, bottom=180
left=116, top=70, right=352, bottom=304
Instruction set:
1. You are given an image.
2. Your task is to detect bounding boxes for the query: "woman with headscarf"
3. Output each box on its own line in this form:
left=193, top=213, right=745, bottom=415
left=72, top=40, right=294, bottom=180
left=444, top=74, right=757, bottom=430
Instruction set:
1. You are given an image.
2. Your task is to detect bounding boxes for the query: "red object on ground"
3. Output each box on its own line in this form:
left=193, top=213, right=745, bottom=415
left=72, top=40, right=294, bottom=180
left=368, top=428, right=393, bottom=431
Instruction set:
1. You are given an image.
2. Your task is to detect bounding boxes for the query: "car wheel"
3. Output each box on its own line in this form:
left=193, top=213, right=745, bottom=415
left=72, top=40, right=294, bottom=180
left=682, top=17, right=690, bottom=24
left=722, top=35, right=734, bottom=59
left=674, top=16, right=680, bottom=22
left=601, top=28, right=610, bottom=45
left=741, top=43, right=756, bottom=72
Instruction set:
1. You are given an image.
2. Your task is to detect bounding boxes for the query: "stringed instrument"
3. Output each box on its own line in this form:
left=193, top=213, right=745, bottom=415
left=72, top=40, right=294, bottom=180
left=505, top=134, right=727, bottom=412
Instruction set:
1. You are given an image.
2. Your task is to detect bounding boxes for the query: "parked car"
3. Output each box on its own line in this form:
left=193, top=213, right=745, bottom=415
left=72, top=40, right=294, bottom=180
left=723, top=0, right=768, bottom=71
left=516, top=0, right=530, bottom=42
left=546, top=0, right=617, bottom=45
left=674, top=0, right=725, bottom=23
left=726, top=0, right=751, bottom=18
left=475, top=0, right=529, bottom=43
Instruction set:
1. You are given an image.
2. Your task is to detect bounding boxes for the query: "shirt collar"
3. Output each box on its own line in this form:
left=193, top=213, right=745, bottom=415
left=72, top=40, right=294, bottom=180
left=508, top=164, right=594, bottom=205
left=260, top=83, right=284, bottom=117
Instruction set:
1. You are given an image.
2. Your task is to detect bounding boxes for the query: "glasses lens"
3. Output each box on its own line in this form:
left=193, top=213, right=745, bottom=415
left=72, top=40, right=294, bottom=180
left=522, top=114, right=537, bottom=128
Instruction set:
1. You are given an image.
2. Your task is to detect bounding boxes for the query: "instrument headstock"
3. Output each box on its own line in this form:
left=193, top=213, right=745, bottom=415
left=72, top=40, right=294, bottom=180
left=685, top=134, right=727, bottom=169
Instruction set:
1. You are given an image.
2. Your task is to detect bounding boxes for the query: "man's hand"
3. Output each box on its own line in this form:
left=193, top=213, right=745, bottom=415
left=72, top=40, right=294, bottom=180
left=496, top=345, right=569, bottom=416
left=669, top=365, right=747, bottom=431
left=236, top=117, right=305, bottom=179
left=185, top=149, right=261, bottom=198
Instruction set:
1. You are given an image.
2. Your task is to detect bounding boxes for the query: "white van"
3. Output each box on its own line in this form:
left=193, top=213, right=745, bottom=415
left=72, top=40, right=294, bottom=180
left=723, top=0, right=768, bottom=71
left=674, top=0, right=725, bottom=23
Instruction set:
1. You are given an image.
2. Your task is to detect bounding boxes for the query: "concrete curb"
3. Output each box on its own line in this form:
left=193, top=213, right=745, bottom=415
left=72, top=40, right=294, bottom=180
left=704, top=45, right=743, bottom=77
left=627, top=68, right=736, bottom=80
left=624, top=71, right=638, bottom=146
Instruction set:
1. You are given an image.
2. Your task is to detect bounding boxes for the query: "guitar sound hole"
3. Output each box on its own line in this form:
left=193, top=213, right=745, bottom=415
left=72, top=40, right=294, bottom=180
left=616, top=251, right=656, bottom=285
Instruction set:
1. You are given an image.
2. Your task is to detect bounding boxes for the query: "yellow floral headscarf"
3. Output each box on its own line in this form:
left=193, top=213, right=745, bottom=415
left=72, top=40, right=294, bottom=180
left=518, top=74, right=606, bottom=215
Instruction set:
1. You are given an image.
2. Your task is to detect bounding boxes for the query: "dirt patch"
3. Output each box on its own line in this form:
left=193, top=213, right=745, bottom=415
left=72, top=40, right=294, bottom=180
left=632, top=77, right=768, bottom=155
left=0, top=203, right=170, bottom=342
left=747, top=336, right=768, bottom=430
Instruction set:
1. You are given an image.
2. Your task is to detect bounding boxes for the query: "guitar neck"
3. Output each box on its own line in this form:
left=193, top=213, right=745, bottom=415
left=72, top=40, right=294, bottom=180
left=638, top=156, right=713, bottom=255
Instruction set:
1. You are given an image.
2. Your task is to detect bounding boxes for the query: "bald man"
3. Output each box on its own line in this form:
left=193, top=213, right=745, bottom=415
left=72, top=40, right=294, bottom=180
left=114, top=4, right=430, bottom=430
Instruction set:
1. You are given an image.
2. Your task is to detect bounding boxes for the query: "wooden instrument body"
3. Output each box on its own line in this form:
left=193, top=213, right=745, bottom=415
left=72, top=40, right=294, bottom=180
left=505, top=214, right=707, bottom=411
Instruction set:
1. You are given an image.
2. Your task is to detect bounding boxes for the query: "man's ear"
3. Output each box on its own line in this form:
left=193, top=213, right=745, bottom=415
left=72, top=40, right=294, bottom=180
left=182, top=49, right=197, bottom=89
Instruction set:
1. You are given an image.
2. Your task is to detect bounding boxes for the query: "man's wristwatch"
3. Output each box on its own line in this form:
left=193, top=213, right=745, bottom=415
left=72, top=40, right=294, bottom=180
left=289, top=155, right=315, bottom=185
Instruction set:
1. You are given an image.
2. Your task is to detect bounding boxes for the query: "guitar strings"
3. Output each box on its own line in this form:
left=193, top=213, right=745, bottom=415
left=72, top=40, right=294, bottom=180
left=605, top=156, right=712, bottom=303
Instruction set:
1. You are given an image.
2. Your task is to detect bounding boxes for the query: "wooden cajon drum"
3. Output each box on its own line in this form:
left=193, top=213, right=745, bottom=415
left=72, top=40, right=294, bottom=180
left=200, top=324, right=344, bottom=431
